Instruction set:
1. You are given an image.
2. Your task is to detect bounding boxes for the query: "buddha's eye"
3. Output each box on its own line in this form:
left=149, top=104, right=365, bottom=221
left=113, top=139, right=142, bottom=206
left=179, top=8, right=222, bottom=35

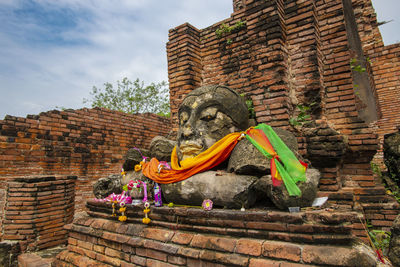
left=199, top=107, right=217, bottom=122
left=179, top=112, right=189, bottom=125
left=200, top=114, right=215, bottom=122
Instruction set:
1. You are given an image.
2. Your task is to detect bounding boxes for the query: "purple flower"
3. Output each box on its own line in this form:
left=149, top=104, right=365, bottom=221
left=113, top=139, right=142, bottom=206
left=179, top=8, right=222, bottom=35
left=202, top=199, right=213, bottom=211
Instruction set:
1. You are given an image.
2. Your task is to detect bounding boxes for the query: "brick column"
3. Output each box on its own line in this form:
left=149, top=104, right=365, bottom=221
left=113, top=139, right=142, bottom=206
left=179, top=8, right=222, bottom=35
left=167, top=23, right=202, bottom=134
left=285, top=0, right=322, bottom=117
left=2, top=176, right=76, bottom=251
left=245, top=0, right=291, bottom=128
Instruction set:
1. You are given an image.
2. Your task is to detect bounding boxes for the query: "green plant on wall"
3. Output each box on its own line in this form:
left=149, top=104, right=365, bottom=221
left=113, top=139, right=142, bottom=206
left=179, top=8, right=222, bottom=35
left=240, top=93, right=255, bottom=119
left=350, top=57, right=371, bottom=96
left=215, top=20, right=246, bottom=44
left=350, top=57, right=366, bottom=73
left=369, top=230, right=391, bottom=254
left=289, top=103, right=315, bottom=127
left=370, top=162, right=400, bottom=204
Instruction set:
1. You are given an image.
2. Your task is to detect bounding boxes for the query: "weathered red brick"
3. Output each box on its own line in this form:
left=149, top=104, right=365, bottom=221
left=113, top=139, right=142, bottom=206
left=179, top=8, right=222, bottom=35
left=96, top=253, right=121, bottom=266
left=167, top=255, right=187, bottom=266
left=171, top=232, right=194, bottom=245
left=302, top=245, right=353, bottom=265
left=191, top=234, right=236, bottom=252
left=236, top=238, right=263, bottom=256
left=141, top=227, right=174, bottom=242
left=262, top=241, right=301, bottom=262
left=249, top=258, right=280, bottom=267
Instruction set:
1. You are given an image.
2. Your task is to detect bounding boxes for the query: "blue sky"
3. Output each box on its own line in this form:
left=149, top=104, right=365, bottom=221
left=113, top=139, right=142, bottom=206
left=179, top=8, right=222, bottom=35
left=0, top=0, right=399, bottom=119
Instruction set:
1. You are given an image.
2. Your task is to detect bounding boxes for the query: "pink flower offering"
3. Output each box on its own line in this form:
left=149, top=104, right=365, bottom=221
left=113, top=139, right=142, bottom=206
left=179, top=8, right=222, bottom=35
left=202, top=199, right=213, bottom=211
left=127, top=180, right=141, bottom=190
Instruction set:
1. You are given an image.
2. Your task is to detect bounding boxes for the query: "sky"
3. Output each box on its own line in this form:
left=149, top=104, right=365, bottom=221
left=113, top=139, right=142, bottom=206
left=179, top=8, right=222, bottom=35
left=0, top=0, right=399, bottom=119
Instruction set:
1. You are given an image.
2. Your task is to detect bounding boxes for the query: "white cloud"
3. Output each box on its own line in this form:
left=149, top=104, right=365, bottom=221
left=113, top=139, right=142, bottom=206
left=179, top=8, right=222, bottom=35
left=1, top=0, right=398, bottom=119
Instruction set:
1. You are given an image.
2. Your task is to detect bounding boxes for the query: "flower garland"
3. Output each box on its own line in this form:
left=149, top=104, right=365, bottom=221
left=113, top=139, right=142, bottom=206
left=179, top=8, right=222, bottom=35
left=142, top=201, right=151, bottom=224
left=123, top=179, right=148, bottom=202
left=119, top=204, right=127, bottom=222
left=95, top=191, right=132, bottom=221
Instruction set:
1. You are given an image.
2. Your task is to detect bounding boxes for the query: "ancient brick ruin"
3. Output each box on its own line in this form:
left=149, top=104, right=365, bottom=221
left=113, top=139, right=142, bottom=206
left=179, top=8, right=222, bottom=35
left=4, top=176, right=75, bottom=251
left=1, top=0, right=400, bottom=266
left=0, top=108, right=171, bottom=255
left=166, top=0, right=400, bottom=228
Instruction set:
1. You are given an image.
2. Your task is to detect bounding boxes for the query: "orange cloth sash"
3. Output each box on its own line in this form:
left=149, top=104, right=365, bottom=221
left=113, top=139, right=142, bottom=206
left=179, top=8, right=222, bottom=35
left=142, top=132, right=243, bottom=184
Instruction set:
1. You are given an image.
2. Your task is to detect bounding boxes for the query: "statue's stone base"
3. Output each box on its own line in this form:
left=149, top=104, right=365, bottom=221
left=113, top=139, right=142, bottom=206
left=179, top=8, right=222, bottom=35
left=55, top=200, right=384, bottom=266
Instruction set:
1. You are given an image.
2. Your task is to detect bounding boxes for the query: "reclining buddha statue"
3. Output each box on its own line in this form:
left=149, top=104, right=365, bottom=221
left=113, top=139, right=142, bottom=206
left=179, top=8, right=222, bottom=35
left=140, top=85, right=321, bottom=210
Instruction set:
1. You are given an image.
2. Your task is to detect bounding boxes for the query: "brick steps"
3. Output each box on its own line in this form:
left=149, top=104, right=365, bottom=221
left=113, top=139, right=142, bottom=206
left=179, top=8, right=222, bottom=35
left=86, top=200, right=364, bottom=245
left=18, top=253, right=53, bottom=267
left=56, top=211, right=380, bottom=266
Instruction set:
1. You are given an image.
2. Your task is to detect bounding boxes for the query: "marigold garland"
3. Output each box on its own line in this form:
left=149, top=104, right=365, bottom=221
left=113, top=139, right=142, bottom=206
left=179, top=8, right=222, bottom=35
left=142, top=201, right=151, bottom=224
left=134, top=164, right=142, bottom=172
left=118, top=203, right=127, bottom=222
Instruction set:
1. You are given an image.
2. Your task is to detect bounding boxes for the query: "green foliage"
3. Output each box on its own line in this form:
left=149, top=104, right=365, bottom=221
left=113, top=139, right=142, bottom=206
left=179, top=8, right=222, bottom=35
left=215, top=20, right=246, bottom=44
left=83, top=78, right=170, bottom=116
left=369, top=230, right=391, bottom=251
left=370, top=162, right=400, bottom=203
left=215, top=23, right=230, bottom=38
left=55, top=106, right=67, bottom=111
left=350, top=57, right=368, bottom=96
left=389, top=190, right=400, bottom=203
left=240, top=93, right=255, bottom=119
left=370, top=162, right=382, bottom=177
left=289, top=103, right=315, bottom=126
left=365, top=219, right=373, bottom=229
left=350, top=58, right=366, bottom=73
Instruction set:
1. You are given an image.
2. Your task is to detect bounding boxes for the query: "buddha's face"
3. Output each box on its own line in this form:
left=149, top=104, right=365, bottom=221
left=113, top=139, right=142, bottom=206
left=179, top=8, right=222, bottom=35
left=176, top=86, right=249, bottom=161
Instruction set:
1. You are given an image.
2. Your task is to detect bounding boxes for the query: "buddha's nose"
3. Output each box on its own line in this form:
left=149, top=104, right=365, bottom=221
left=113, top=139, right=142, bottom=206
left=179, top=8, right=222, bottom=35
left=182, top=125, right=194, bottom=138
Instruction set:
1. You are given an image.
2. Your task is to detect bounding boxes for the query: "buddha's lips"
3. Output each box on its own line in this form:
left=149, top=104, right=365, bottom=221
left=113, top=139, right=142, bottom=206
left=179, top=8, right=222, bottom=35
left=179, top=143, right=204, bottom=159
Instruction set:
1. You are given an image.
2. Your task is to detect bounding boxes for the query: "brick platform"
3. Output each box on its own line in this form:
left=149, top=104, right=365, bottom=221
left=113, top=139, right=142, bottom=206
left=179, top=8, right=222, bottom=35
left=55, top=201, right=380, bottom=266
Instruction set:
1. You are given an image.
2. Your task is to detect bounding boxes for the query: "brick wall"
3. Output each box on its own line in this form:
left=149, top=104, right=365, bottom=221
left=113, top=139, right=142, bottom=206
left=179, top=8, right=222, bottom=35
left=369, top=44, right=400, bottom=156
left=2, top=176, right=75, bottom=252
left=351, top=0, right=400, bottom=161
left=0, top=108, right=171, bottom=239
left=166, top=0, right=400, bottom=228
left=168, top=0, right=291, bottom=133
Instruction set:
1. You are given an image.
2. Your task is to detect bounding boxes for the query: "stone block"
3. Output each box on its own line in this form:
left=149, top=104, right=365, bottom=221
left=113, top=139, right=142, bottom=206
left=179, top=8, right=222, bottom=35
left=262, top=241, right=301, bottom=262
left=171, top=232, right=194, bottom=245
left=249, top=258, right=280, bottom=267
left=235, top=238, right=263, bottom=256
left=177, top=247, right=201, bottom=259
left=131, top=255, right=147, bottom=266
left=191, top=234, right=237, bottom=252
left=96, top=252, right=121, bottom=266
left=141, top=227, right=174, bottom=242
left=167, top=255, right=187, bottom=266
left=199, top=250, right=249, bottom=266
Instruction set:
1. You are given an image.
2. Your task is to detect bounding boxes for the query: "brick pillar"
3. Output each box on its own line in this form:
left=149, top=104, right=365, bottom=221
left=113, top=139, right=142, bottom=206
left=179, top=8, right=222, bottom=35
left=233, top=0, right=244, bottom=12
left=285, top=0, right=322, bottom=118
left=167, top=23, right=202, bottom=134
left=246, top=0, right=291, bottom=128
left=2, top=176, right=76, bottom=252
left=342, top=0, right=379, bottom=123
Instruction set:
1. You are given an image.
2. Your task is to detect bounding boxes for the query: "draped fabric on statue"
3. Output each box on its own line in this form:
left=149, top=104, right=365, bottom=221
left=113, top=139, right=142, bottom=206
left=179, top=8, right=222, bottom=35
left=245, top=124, right=307, bottom=196
left=142, top=124, right=307, bottom=196
left=142, top=132, right=243, bottom=184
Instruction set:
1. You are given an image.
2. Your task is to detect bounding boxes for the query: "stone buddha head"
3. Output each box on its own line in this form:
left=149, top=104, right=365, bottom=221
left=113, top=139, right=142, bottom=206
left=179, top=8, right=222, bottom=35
left=177, top=85, right=249, bottom=161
